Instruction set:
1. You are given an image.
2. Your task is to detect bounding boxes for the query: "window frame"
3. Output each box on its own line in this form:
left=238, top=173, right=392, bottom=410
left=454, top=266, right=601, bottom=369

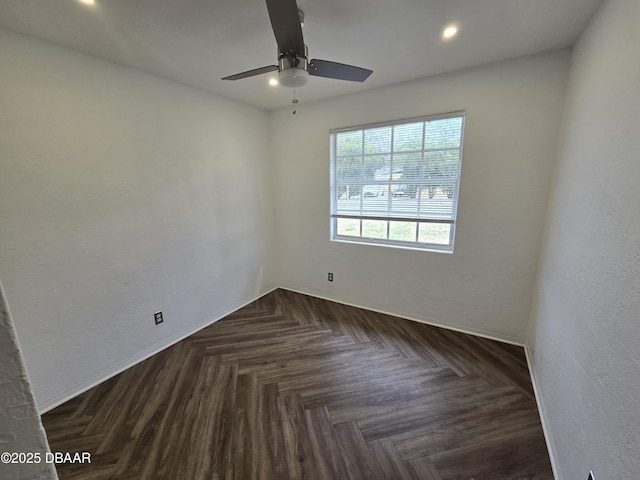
left=329, top=111, right=465, bottom=253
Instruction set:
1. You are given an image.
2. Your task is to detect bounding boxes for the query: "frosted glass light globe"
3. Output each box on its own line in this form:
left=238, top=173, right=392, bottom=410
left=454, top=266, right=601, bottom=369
left=278, top=68, right=309, bottom=88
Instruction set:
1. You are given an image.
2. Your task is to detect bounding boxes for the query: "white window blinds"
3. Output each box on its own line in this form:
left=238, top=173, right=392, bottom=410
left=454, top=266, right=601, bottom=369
left=330, top=112, right=465, bottom=251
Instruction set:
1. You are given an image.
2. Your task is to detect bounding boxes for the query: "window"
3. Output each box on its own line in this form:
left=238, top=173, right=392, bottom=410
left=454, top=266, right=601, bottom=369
left=330, top=112, right=465, bottom=252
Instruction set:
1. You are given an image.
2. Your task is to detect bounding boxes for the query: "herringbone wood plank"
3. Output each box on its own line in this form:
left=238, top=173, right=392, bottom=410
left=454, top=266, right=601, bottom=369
left=42, top=289, right=553, bottom=479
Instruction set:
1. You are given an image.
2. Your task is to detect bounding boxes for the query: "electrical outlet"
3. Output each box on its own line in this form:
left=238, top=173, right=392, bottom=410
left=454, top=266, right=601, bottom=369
left=588, top=471, right=596, bottom=480
left=328, top=272, right=334, bottom=282
left=154, top=311, right=163, bottom=325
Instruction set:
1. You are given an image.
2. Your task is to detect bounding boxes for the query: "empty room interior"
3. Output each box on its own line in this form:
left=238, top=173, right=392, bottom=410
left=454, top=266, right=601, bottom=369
left=1, top=0, right=639, bottom=479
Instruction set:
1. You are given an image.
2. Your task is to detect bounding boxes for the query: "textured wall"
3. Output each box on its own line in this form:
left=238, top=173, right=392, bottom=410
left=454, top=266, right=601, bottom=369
left=270, top=51, right=570, bottom=344
left=0, top=29, right=276, bottom=412
left=0, top=282, right=58, bottom=480
left=527, top=0, right=640, bottom=478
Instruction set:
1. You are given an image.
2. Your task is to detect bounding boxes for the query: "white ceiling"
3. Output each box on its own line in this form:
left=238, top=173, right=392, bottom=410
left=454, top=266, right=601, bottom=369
left=0, top=0, right=602, bottom=110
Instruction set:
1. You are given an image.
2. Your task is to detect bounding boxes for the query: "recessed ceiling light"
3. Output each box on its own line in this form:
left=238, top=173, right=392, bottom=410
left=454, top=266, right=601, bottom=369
left=443, top=25, right=458, bottom=39
left=79, top=0, right=95, bottom=5
left=268, top=78, right=279, bottom=86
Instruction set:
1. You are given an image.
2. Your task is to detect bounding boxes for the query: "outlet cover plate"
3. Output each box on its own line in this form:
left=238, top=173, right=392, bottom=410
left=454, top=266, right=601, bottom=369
left=154, top=311, right=163, bottom=325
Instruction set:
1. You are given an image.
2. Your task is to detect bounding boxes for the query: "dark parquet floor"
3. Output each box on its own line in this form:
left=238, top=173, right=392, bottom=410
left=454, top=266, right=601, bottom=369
left=42, top=289, right=553, bottom=479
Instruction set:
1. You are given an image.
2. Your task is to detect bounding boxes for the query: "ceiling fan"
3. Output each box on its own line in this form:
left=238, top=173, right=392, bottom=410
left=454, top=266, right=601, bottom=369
left=222, top=0, right=373, bottom=88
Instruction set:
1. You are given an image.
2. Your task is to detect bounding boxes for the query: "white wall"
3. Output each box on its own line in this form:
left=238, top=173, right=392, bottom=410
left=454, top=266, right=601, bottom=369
left=526, top=0, right=640, bottom=478
left=0, top=282, right=57, bottom=480
left=271, top=51, right=571, bottom=344
left=0, top=29, right=276, bottom=412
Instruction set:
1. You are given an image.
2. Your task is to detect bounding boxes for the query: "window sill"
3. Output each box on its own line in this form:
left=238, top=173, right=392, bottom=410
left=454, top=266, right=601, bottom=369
left=331, top=236, right=454, bottom=254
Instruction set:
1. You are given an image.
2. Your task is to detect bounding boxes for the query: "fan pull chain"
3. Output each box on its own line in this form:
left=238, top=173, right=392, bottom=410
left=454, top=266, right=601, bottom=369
left=292, top=89, right=299, bottom=115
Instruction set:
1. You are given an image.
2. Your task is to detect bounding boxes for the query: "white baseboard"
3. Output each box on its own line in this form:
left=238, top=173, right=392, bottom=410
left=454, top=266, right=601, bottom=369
left=278, top=285, right=525, bottom=347
left=524, top=343, right=562, bottom=480
left=38, top=286, right=278, bottom=414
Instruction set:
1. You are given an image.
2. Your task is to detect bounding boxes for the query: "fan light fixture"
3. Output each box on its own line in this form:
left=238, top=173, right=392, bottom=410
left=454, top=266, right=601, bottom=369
left=278, top=68, right=309, bottom=88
